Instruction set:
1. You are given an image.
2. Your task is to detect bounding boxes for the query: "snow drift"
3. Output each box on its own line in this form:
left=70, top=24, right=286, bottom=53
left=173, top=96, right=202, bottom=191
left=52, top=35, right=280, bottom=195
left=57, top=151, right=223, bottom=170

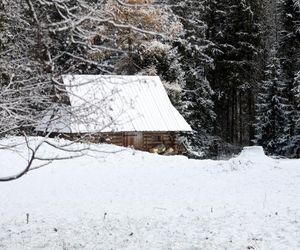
left=0, top=137, right=299, bottom=249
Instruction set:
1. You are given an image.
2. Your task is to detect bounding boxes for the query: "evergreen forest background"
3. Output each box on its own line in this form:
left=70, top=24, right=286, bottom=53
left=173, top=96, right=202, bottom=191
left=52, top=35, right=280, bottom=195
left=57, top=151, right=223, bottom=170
left=0, top=0, right=299, bottom=158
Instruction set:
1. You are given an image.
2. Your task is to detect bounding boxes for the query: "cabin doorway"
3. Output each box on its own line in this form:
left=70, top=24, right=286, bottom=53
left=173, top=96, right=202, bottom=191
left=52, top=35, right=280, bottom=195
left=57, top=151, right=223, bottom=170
left=125, top=132, right=143, bottom=149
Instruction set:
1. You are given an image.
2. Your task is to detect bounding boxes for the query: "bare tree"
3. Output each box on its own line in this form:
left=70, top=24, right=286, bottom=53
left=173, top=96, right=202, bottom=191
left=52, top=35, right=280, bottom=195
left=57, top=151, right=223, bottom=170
left=0, top=0, right=181, bottom=181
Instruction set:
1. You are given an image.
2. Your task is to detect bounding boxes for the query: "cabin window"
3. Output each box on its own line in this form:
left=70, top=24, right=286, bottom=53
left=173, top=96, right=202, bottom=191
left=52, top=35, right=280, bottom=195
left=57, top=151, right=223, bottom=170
left=152, top=135, right=162, bottom=142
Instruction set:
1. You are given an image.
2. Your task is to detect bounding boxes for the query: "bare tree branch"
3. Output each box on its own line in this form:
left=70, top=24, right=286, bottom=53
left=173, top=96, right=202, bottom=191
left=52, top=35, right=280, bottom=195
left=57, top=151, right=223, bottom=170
left=0, top=134, right=44, bottom=182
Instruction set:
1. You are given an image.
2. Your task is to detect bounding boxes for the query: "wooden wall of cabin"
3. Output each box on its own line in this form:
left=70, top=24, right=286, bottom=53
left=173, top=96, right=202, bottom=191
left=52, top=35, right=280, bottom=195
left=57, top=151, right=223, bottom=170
left=100, top=132, right=178, bottom=152
left=90, top=131, right=180, bottom=153
left=143, top=132, right=175, bottom=151
left=48, top=131, right=184, bottom=154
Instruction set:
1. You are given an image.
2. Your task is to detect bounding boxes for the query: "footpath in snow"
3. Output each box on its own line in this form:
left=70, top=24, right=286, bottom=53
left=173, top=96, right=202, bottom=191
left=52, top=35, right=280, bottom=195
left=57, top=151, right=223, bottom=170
left=0, top=137, right=299, bottom=249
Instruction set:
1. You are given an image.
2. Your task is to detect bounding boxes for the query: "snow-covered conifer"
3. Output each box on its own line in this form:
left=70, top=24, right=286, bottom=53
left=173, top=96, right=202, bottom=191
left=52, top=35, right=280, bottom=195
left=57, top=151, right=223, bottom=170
left=255, top=51, right=290, bottom=155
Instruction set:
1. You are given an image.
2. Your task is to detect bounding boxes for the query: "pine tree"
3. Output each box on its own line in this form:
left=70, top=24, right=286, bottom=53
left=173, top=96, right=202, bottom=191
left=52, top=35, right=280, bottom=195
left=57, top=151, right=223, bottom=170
left=255, top=51, right=290, bottom=155
left=205, top=0, right=263, bottom=146
left=287, top=71, right=300, bottom=157
left=160, top=0, right=217, bottom=157
left=277, top=0, right=300, bottom=156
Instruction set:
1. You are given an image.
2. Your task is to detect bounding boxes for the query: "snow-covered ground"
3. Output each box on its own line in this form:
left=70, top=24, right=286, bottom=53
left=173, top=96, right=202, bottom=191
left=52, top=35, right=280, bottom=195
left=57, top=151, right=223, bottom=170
left=0, top=137, right=299, bottom=250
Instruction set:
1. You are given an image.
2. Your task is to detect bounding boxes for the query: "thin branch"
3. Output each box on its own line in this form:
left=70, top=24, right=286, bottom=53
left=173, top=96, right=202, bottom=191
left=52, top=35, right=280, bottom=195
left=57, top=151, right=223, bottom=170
left=0, top=133, right=44, bottom=182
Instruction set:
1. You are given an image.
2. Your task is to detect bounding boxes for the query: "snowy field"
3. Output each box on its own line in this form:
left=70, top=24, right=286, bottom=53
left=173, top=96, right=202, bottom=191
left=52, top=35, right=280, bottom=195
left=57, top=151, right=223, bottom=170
left=0, top=137, right=300, bottom=250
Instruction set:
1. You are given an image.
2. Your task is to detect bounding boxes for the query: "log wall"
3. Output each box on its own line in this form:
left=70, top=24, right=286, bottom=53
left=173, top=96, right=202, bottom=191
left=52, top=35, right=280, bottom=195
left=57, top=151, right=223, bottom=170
left=44, top=131, right=185, bottom=154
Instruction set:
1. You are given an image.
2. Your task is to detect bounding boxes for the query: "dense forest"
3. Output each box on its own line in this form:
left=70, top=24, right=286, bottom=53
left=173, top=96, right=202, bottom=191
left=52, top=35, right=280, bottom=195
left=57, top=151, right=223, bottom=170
left=0, top=0, right=299, bottom=158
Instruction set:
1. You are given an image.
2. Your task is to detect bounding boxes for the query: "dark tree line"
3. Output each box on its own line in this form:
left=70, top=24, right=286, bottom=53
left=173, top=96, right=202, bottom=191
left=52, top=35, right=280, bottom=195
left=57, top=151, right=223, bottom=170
left=255, top=0, right=300, bottom=157
left=0, top=0, right=299, bottom=158
left=166, top=0, right=299, bottom=158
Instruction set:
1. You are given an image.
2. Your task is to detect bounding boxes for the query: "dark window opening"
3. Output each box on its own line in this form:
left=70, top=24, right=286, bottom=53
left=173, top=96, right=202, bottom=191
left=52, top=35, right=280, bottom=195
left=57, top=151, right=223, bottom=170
left=152, top=135, right=162, bottom=142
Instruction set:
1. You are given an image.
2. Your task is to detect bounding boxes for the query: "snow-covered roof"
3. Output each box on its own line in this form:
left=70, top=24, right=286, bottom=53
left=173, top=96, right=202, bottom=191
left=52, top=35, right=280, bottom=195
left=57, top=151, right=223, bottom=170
left=36, top=75, right=192, bottom=133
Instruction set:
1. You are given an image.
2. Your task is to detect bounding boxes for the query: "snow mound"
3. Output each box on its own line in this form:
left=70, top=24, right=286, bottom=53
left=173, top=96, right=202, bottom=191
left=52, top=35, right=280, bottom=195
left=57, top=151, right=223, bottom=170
left=238, top=146, right=268, bottom=160
left=227, top=146, right=273, bottom=170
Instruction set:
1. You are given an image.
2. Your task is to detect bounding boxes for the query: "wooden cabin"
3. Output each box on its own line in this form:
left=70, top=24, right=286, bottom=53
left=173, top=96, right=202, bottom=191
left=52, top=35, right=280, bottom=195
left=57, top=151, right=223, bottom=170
left=36, top=75, right=192, bottom=154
